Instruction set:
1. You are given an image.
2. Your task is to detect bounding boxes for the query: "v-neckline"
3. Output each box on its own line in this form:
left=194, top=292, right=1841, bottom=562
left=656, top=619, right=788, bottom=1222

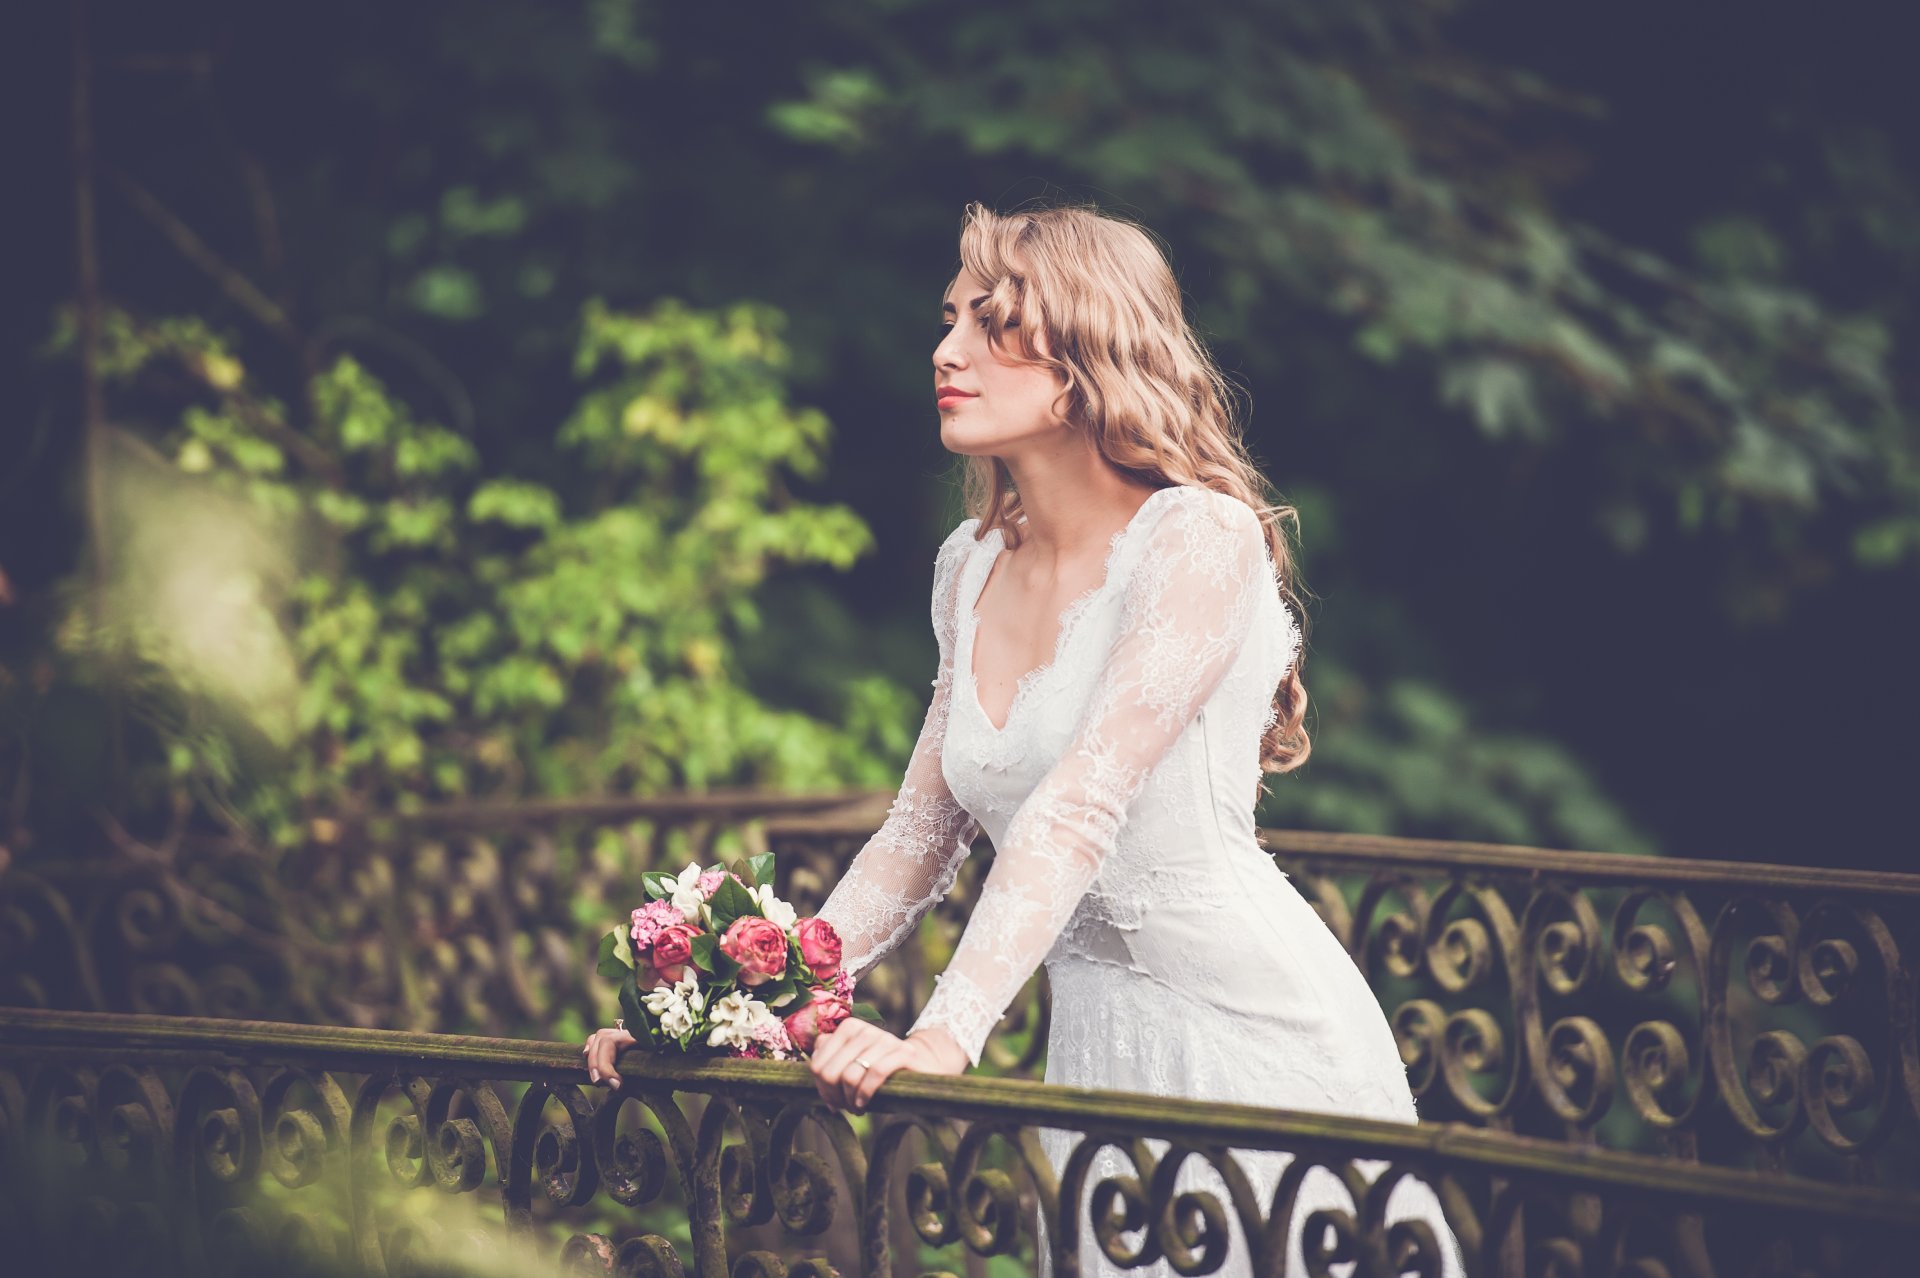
left=964, top=486, right=1179, bottom=735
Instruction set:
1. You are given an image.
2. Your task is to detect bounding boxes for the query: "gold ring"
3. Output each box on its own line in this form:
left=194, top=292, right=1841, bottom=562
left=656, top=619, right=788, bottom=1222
left=853, top=1057, right=874, bottom=1072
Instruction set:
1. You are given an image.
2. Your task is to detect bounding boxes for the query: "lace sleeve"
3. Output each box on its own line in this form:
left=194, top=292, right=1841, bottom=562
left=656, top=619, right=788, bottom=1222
left=814, top=521, right=984, bottom=985
left=908, top=490, right=1281, bottom=1066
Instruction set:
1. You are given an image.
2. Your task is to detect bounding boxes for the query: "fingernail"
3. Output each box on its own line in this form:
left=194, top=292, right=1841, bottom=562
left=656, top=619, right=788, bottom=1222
left=609, top=1078, right=621, bottom=1090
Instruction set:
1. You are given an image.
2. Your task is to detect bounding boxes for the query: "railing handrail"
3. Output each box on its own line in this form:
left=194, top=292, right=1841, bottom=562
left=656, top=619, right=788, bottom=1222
left=1258, top=829, right=1920, bottom=895
left=762, top=815, right=1920, bottom=897
left=6, top=1007, right=1916, bottom=1228
left=374, top=787, right=879, bottom=832
left=30, top=788, right=1918, bottom=897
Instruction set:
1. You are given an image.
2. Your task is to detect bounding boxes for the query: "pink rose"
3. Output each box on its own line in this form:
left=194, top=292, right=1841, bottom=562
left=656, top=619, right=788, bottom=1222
left=782, top=993, right=852, bottom=1054
left=719, top=916, right=789, bottom=986
left=649, top=922, right=702, bottom=983
left=795, top=917, right=843, bottom=980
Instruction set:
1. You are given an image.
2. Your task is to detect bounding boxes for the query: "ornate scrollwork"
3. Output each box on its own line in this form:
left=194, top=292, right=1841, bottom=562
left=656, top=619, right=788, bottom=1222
left=2, top=1008, right=1919, bottom=1275
left=1273, top=833, right=1919, bottom=1185
left=4, top=804, right=1917, bottom=1193
left=1, top=795, right=861, bottom=1043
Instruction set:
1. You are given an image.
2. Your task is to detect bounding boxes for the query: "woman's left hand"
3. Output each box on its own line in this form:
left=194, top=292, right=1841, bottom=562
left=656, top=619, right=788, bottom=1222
left=809, top=1019, right=969, bottom=1113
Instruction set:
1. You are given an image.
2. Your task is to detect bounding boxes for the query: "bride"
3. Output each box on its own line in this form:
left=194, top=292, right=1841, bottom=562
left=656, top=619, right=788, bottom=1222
left=585, top=201, right=1463, bottom=1277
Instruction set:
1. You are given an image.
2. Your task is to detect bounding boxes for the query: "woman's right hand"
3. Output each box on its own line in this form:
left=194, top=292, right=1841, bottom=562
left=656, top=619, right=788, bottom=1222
left=582, top=1024, right=638, bottom=1089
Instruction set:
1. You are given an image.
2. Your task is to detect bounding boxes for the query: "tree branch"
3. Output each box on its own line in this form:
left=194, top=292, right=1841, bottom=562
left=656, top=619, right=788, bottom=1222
left=101, top=162, right=303, bottom=350
left=72, top=0, right=124, bottom=805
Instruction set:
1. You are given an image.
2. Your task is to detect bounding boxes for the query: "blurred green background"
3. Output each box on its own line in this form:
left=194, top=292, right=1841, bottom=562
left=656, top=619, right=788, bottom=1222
left=6, top=0, right=1917, bottom=872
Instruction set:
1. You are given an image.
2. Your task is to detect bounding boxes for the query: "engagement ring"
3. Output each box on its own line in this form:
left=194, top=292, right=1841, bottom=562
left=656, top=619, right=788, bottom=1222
left=854, top=1057, right=874, bottom=1072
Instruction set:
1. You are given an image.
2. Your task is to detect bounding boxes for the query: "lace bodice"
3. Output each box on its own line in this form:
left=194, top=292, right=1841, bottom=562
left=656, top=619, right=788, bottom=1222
left=816, top=484, right=1299, bottom=1065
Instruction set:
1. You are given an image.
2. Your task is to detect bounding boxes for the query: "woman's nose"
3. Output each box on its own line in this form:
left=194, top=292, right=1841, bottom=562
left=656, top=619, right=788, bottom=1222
left=933, top=333, right=964, bottom=371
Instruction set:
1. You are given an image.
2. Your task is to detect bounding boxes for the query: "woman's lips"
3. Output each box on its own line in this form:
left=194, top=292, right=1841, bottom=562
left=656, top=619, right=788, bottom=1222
left=936, top=388, right=977, bottom=410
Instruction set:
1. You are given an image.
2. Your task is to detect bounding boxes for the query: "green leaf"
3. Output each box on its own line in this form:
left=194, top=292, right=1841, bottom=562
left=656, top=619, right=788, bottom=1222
left=748, top=850, right=776, bottom=890
left=731, top=855, right=758, bottom=889
left=689, top=932, right=717, bottom=974
left=848, top=1002, right=885, bottom=1026
left=406, top=264, right=485, bottom=320
left=641, top=871, right=678, bottom=901
left=596, top=929, right=635, bottom=981
left=772, top=982, right=811, bottom=1012
left=618, top=981, right=651, bottom=1044
left=707, top=876, right=757, bottom=931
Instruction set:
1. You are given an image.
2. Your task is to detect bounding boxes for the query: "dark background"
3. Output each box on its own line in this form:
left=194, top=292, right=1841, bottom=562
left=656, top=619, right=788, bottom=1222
left=6, top=0, right=1917, bottom=870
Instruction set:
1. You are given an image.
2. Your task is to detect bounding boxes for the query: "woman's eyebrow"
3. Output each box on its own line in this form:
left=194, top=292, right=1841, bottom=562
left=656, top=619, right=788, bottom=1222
left=940, top=294, right=990, bottom=316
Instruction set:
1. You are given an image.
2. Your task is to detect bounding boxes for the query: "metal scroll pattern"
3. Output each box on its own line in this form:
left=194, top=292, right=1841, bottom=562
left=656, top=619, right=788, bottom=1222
left=2, top=1022, right=1914, bottom=1278
left=5, top=805, right=1918, bottom=1185
left=1277, top=850, right=1920, bottom=1185
left=0, top=803, right=1040, bottom=1067
left=0, top=797, right=854, bottom=1036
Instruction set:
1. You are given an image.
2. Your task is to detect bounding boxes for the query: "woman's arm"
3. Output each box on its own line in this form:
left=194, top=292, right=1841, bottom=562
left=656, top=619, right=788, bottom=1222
left=815, top=521, right=983, bottom=984
left=814, top=661, right=979, bottom=983
left=907, top=489, right=1292, bottom=1066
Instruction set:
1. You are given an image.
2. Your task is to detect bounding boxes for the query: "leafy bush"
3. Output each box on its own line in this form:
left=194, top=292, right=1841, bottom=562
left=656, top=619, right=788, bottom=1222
left=41, top=298, right=899, bottom=848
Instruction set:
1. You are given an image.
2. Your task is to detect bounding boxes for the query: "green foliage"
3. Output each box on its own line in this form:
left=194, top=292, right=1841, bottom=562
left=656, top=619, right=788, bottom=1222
left=758, top=1, right=1910, bottom=580
left=19, top=0, right=1920, bottom=865
left=1262, top=660, right=1652, bottom=854
left=595, top=929, right=635, bottom=981
left=45, top=298, right=893, bottom=846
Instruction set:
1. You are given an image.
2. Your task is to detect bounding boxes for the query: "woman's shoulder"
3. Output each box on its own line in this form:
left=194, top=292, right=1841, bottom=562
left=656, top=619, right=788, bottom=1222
left=1127, top=485, right=1264, bottom=573
left=933, top=515, right=991, bottom=584
left=930, top=515, right=990, bottom=647
left=1151, top=483, right=1259, bottom=531
left=939, top=514, right=985, bottom=554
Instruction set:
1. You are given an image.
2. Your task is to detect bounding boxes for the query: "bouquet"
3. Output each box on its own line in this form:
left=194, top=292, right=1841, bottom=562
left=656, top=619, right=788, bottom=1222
left=595, top=850, right=880, bottom=1060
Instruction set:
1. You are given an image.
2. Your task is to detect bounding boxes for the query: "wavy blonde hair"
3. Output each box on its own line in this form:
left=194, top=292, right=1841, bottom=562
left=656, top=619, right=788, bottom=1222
left=950, top=200, right=1311, bottom=781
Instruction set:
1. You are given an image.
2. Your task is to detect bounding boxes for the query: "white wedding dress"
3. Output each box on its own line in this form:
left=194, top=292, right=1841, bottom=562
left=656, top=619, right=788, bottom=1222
left=817, top=484, right=1464, bottom=1277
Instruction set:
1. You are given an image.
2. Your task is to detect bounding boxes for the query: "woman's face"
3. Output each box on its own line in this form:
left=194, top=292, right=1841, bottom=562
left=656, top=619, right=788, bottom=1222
left=933, top=268, right=1067, bottom=458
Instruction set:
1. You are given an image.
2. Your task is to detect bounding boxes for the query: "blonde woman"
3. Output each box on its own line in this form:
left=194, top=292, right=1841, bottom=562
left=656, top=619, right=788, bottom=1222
left=587, top=202, right=1463, bottom=1277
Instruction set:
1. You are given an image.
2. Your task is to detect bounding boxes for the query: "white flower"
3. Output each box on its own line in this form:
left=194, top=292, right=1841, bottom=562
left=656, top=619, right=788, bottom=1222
left=709, top=988, right=773, bottom=1027
left=705, top=989, right=775, bottom=1048
left=643, top=970, right=702, bottom=1038
left=750, top=883, right=797, bottom=932
left=669, top=862, right=706, bottom=922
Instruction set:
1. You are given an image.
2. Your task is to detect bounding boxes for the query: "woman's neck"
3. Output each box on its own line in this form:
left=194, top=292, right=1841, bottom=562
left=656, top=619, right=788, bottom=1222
left=1006, top=437, right=1152, bottom=556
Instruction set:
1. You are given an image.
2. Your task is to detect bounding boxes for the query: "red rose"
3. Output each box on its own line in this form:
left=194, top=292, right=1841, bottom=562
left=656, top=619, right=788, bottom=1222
left=782, top=993, right=852, bottom=1054
left=649, top=922, right=701, bottom=983
left=795, top=917, right=843, bottom=980
left=719, top=916, right=789, bottom=986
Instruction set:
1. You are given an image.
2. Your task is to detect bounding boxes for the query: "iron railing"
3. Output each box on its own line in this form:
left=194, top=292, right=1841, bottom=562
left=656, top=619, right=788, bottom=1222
left=4, top=1008, right=1916, bottom=1277
left=771, top=819, right=1920, bottom=1187
left=0, top=792, right=852, bottom=1031
left=5, top=795, right=1915, bottom=1188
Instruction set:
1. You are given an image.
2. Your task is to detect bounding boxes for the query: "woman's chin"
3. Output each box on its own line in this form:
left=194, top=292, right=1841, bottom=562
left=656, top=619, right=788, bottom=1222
left=941, top=428, right=1019, bottom=458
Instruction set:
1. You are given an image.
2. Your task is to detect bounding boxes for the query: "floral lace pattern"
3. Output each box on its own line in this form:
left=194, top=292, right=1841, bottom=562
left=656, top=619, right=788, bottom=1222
left=814, top=519, right=982, bottom=986
left=817, top=484, right=1463, bottom=1278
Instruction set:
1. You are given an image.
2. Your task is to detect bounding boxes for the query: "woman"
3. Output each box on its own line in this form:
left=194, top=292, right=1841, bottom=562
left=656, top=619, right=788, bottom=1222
left=586, top=202, right=1462, bottom=1277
